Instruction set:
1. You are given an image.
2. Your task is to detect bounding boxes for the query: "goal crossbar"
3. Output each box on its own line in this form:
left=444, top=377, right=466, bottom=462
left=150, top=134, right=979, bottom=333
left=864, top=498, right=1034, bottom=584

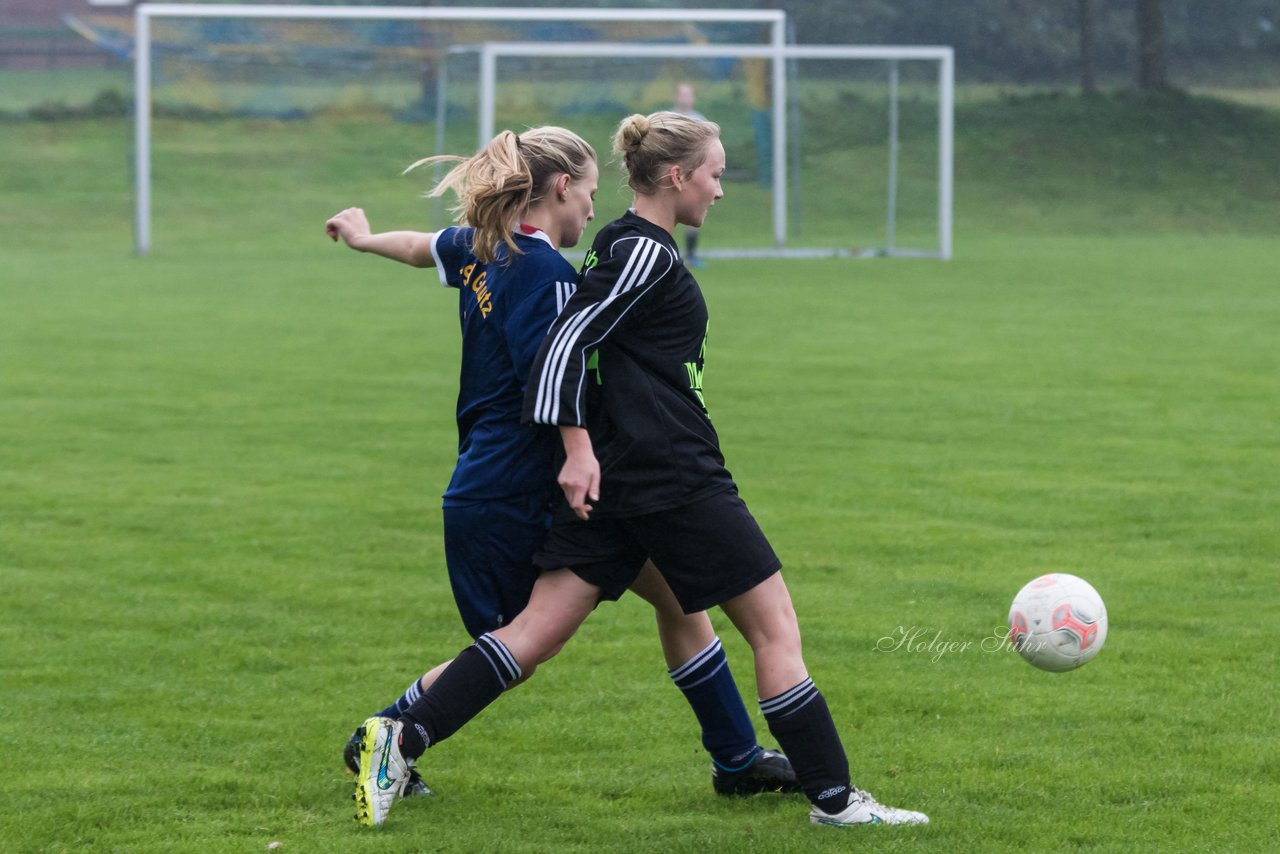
left=131, top=3, right=787, bottom=24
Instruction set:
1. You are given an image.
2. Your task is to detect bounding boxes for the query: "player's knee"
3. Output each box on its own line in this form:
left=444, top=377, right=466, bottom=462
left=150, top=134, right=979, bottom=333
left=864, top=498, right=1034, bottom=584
left=738, top=608, right=803, bottom=658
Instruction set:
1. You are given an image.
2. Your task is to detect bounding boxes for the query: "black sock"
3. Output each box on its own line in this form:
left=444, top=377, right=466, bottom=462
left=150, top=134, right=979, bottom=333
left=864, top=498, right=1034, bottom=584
left=760, top=678, right=851, bottom=814
left=686, top=232, right=699, bottom=258
left=397, top=633, right=521, bottom=759
left=397, top=719, right=430, bottom=758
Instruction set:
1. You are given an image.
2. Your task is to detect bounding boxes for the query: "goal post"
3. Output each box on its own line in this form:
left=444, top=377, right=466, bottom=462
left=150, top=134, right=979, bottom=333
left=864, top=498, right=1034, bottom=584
left=475, top=41, right=953, bottom=259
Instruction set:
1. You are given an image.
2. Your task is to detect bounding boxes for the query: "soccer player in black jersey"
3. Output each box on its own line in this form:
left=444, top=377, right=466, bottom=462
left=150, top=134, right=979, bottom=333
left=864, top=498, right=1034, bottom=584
left=373, top=113, right=929, bottom=828
left=327, top=127, right=795, bottom=827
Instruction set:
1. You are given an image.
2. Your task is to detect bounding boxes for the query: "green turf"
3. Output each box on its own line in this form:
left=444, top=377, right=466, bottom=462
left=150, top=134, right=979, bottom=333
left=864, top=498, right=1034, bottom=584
left=2, top=95, right=1278, bottom=852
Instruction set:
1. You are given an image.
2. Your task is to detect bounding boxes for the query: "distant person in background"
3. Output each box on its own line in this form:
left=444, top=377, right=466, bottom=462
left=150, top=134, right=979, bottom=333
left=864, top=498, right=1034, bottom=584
left=742, top=59, right=772, bottom=188
left=671, top=82, right=706, bottom=267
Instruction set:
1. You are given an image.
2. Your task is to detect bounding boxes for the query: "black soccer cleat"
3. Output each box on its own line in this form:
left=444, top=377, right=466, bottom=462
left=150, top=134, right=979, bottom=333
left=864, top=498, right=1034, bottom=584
left=712, top=748, right=802, bottom=796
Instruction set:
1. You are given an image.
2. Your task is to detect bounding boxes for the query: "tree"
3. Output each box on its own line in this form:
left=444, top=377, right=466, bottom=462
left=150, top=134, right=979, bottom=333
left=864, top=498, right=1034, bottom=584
left=1136, top=0, right=1169, bottom=89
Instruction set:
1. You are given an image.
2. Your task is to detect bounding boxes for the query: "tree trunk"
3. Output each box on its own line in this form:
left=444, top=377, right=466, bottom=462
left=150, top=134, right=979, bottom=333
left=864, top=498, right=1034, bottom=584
left=1079, top=0, right=1096, bottom=93
left=1136, top=0, right=1168, bottom=89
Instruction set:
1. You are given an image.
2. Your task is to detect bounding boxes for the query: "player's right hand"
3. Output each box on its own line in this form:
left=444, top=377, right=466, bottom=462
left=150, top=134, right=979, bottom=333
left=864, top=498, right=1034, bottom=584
left=558, top=451, right=600, bottom=521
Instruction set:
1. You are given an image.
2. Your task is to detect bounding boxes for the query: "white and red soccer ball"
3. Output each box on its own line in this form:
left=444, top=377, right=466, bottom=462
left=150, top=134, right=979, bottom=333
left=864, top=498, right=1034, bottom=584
left=1008, top=573, right=1108, bottom=672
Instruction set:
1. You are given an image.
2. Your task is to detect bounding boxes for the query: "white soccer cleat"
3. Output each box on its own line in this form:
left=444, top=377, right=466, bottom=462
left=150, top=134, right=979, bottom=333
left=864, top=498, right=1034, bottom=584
left=809, top=787, right=929, bottom=827
left=353, top=717, right=415, bottom=826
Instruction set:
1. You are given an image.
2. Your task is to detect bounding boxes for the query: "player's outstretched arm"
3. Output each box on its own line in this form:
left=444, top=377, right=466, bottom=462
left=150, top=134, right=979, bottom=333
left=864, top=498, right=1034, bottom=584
left=325, top=207, right=436, bottom=268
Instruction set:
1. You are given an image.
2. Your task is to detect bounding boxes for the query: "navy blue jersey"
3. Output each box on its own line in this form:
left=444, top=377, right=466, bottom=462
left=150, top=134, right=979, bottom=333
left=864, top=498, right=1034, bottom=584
left=523, top=211, right=735, bottom=516
left=431, top=226, right=576, bottom=504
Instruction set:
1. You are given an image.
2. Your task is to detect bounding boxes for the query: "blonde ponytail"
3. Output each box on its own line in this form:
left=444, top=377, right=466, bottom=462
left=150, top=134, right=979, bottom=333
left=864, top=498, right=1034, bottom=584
left=408, top=127, right=595, bottom=264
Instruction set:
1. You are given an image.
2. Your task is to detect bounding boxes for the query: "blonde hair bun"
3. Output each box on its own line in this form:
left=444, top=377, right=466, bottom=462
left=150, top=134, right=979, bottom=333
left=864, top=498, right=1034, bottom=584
left=610, top=110, right=720, bottom=196
left=615, top=114, right=651, bottom=152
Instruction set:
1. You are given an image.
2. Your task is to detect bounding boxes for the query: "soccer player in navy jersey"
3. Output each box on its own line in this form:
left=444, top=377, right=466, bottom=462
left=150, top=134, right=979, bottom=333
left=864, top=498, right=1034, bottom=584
left=324, top=126, right=796, bottom=827
left=365, top=113, right=929, bottom=829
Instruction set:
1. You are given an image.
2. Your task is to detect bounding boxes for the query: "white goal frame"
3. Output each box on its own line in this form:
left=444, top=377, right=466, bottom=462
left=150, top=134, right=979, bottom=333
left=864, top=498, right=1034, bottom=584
left=129, top=4, right=951, bottom=260
left=475, top=41, right=953, bottom=259
left=130, top=4, right=785, bottom=255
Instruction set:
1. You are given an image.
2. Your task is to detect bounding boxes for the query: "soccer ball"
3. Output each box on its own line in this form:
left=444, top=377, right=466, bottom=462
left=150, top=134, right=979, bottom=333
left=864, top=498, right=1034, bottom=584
left=1007, top=573, right=1108, bottom=672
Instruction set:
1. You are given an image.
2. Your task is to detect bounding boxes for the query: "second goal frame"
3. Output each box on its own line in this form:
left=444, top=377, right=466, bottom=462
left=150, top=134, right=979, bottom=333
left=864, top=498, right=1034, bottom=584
left=475, top=41, right=954, bottom=260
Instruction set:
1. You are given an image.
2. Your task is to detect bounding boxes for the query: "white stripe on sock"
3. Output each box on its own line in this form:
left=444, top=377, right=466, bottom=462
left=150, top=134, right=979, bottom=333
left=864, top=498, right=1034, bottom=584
left=668, top=637, right=723, bottom=683
left=759, top=678, right=816, bottom=717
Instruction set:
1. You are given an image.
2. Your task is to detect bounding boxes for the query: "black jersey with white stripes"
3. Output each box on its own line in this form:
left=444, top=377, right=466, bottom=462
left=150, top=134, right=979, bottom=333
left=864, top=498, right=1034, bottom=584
left=523, top=211, right=735, bottom=516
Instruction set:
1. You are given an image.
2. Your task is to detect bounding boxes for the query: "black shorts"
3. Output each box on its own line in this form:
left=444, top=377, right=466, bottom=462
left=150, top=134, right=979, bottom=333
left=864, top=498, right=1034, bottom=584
left=532, top=488, right=781, bottom=614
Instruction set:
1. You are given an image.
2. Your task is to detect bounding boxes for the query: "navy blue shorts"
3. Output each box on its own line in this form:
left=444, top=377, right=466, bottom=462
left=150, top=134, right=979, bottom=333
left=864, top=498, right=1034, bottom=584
left=442, top=491, right=550, bottom=638
left=532, top=487, right=781, bottom=614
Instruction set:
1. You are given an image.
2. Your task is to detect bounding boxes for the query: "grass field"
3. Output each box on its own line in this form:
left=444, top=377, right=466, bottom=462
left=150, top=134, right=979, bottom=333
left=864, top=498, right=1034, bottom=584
left=2, top=91, right=1279, bottom=852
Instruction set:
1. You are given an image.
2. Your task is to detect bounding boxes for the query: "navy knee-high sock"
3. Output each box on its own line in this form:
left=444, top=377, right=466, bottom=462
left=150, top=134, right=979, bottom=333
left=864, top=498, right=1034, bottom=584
left=760, top=678, right=851, bottom=814
left=668, top=638, right=759, bottom=768
left=397, top=633, right=521, bottom=759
